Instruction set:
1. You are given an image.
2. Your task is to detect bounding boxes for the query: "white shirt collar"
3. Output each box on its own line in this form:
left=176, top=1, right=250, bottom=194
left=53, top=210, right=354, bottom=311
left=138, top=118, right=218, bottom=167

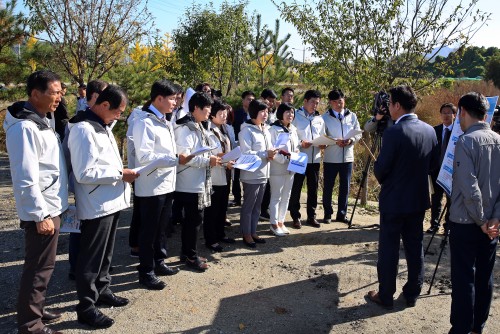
left=395, top=113, right=414, bottom=124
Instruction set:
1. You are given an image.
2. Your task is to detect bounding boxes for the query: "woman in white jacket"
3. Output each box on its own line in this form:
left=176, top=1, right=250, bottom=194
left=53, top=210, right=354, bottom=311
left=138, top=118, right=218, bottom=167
left=268, top=103, right=301, bottom=236
left=203, top=101, right=236, bottom=252
left=238, top=99, right=277, bottom=248
left=175, top=92, right=221, bottom=271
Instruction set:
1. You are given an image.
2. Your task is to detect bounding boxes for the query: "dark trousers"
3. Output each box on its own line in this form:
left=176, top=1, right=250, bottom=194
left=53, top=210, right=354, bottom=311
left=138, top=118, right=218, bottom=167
left=232, top=169, right=242, bottom=202
left=430, top=175, right=450, bottom=228
left=137, top=193, right=173, bottom=276
left=449, top=222, right=497, bottom=334
left=289, top=163, right=320, bottom=219
left=377, top=211, right=425, bottom=306
left=204, top=185, right=229, bottom=245
left=68, top=232, right=80, bottom=274
left=128, top=193, right=141, bottom=248
left=76, top=212, right=120, bottom=314
left=171, top=196, right=184, bottom=224
left=260, top=180, right=271, bottom=214
left=175, top=192, right=203, bottom=259
left=322, top=162, right=353, bottom=220
left=17, top=220, right=59, bottom=334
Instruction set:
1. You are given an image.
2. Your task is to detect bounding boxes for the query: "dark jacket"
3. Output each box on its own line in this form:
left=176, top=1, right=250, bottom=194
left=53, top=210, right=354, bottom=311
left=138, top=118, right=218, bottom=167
left=374, top=114, right=439, bottom=214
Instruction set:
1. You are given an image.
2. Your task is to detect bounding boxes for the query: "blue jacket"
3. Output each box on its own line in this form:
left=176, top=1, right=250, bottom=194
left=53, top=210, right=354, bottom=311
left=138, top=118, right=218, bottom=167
left=374, top=114, right=438, bottom=214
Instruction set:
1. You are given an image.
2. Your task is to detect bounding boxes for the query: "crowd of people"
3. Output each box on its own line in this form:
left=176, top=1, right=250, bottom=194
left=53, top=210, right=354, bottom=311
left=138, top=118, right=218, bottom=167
left=3, top=70, right=500, bottom=334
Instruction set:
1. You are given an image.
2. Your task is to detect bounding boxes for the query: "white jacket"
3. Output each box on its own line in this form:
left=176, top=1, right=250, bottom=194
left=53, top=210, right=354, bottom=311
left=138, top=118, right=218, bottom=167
left=269, top=122, right=301, bottom=176
left=126, top=107, right=141, bottom=169
left=292, top=108, right=326, bottom=163
left=209, top=122, right=233, bottom=186
left=4, top=102, right=69, bottom=222
left=322, top=109, right=362, bottom=163
left=238, top=121, right=273, bottom=184
left=132, top=108, right=178, bottom=196
left=174, top=116, right=215, bottom=193
left=67, top=110, right=131, bottom=220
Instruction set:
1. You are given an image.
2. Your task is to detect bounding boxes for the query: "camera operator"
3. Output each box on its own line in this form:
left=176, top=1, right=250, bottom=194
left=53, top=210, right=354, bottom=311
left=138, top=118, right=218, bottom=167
left=364, top=112, right=394, bottom=133
left=491, top=105, right=500, bottom=134
left=364, top=90, right=394, bottom=134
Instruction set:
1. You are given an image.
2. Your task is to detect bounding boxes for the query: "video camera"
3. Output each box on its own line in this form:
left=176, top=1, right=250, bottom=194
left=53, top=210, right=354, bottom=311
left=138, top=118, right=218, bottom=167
left=371, top=90, right=391, bottom=133
left=492, top=105, right=500, bottom=134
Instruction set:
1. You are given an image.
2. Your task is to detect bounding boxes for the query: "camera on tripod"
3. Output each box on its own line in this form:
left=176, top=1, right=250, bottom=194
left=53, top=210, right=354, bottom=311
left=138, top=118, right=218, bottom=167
left=371, top=90, right=391, bottom=133
left=492, top=105, right=500, bottom=134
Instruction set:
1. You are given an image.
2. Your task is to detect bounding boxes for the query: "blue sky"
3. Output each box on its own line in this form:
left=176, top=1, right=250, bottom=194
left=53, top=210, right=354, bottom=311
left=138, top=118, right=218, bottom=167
left=13, top=0, right=500, bottom=61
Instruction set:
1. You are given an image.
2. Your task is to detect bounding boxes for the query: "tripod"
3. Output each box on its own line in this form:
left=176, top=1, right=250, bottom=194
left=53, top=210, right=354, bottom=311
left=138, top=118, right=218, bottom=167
left=427, top=226, right=450, bottom=294
left=348, top=130, right=382, bottom=229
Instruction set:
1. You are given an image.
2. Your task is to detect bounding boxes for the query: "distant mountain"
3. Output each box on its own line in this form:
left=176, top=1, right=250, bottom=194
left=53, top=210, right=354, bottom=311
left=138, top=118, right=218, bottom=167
left=427, top=46, right=456, bottom=60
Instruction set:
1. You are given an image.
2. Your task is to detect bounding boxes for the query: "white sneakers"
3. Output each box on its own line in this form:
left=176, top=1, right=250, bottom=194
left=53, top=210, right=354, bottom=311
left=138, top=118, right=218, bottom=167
left=281, top=225, right=290, bottom=234
left=270, top=224, right=286, bottom=237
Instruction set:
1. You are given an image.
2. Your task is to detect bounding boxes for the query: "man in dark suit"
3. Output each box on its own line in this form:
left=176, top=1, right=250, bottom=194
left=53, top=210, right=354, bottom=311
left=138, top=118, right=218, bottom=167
left=427, top=103, right=456, bottom=234
left=231, top=90, right=255, bottom=206
left=367, top=85, right=438, bottom=309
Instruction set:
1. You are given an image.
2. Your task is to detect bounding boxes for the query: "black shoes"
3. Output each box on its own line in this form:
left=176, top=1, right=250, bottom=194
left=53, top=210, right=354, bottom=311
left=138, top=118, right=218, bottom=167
left=41, top=310, right=62, bottom=324
left=154, top=263, right=180, bottom=276
left=292, top=218, right=302, bottom=229
left=77, top=308, right=114, bottom=329
left=253, top=237, right=266, bottom=244
left=307, top=218, right=321, bottom=228
left=33, top=326, right=62, bottom=334
left=96, top=292, right=129, bottom=307
left=426, top=225, right=439, bottom=234
left=207, top=243, right=224, bottom=252
left=139, top=274, right=166, bottom=290
left=323, top=216, right=332, bottom=224
left=221, top=237, right=236, bottom=244
left=243, top=239, right=257, bottom=248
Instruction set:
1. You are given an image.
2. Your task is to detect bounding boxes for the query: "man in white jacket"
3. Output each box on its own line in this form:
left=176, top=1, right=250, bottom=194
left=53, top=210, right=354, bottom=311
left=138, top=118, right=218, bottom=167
left=67, top=85, right=139, bottom=329
left=4, top=70, right=68, bottom=334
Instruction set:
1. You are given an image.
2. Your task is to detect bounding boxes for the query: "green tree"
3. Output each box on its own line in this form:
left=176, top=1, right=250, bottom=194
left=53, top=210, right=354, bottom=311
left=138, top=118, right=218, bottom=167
left=0, top=0, right=26, bottom=56
left=484, top=56, right=500, bottom=89
left=24, top=0, right=154, bottom=85
left=274, top=0, right=490, bottom=111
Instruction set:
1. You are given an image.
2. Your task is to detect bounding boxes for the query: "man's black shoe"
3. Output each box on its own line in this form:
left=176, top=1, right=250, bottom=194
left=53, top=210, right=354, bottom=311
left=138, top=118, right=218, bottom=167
left=154, top=262, right=180, bottom=276
left=259, top=211, right=270, bottom=220
left=139, top=275, right=166, bottom=290
left=307, top=218, right=321, bottom=228
left=77, top=308, right=114, bottom=329
left=96, top=292, right=129, bottom=307
left=41, top=310, right=62, bottom=324
left=426, top=225, right=439, bottom=234
left=323, top=217, right=332, bottom=224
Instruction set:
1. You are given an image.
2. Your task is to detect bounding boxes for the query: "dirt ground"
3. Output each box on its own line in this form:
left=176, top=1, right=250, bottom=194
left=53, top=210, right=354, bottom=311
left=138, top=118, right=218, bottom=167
left=0, top=152, right=499, bottom=334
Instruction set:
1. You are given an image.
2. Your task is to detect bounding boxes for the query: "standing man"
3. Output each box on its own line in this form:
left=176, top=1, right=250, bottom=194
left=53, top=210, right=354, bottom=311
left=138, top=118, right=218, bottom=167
left=322, top=89, right=361, bottom=224
left=47, top=82, right=69, bottom=140
left=231, top=90, right=256, bottom=206
left=427, top=103, right=456, bottom=234
left=132, top=79, right=181, bottom=290
left=67, top=85, right=139, bottom=329
left=448, top=92, right=500, bottom=334
left=289, top=90, right=326, bottom=228
left=76, top=83, right=87, bottom=113
left=281, top=87, right=294, bottom=105
left=368, top=85, right=438, bottom=309
left=4, top=70, right=68, bottom=334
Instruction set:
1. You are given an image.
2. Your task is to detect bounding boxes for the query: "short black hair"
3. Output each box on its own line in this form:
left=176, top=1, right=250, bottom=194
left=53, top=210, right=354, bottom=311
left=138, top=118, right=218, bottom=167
left=304, top=89, right=321, bottom=101
left=95, top=85, right=128, bottom=109
left=440, top=102, right=457, bottom=114
left=195, top=82, right=211, bottom=92
left=458, top=92, right=489, bottom=120
left=276, top=102, right=295, bottom=120
left=86, top=80, right=108, bottom=102
left=210, top=100, right=229, bottom=118
left=328, top=89, right=345, bottom=101
left=281, top=87, right=294, bottom=96
left=188, top=92, right=213, bottom=113
left=78, top=83, right=87, bottom=89
left=150, top=79, right=177, bottom=101
left=26, top=70, right=61, bottom=97
left=241, top=90, right=255, bottom=100
left=389, top=85, right=417, bottom=112
left=248, top=99, right=268, bottom=119
left=261, top=88, right=277, bottom=99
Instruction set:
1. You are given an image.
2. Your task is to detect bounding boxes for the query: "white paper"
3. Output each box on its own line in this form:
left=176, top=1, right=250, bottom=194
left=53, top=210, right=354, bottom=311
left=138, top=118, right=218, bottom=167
left=222, top=146, right=241, bottom=162
left=287, top=152, right=308, bottom=174
left=343, top=129, right=363, bottom=140
left=273, top=133, right=290, bottom=149
left=132, top=157, right=174, bottom=176
left=60, top=205, right=81, bottom=233
left=190, top=143, right=219, bottom=156
left=310, top=135, right=337, bottom=146
left=233, top=154, right=262, bottom=172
